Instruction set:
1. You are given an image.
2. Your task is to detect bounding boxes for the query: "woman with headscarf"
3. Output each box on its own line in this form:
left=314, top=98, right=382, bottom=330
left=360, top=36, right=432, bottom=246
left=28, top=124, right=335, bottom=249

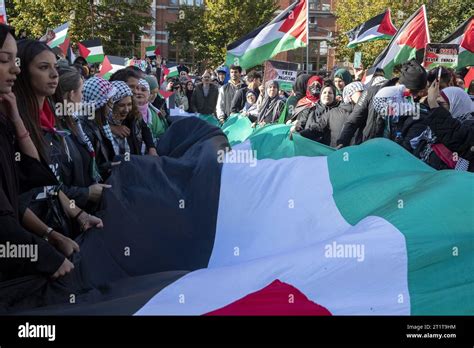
left=411, top=84, right=474, bottom=171
left=290, top=76, right=326, bottom=132
left=334, top=68, right=353, bottom=101
left=110, top=80, right=157, bottom=156
left=240, top=90, right=259, bottom=122
left=81, top=76, right=120, bottom=179
left=254, top=80, right=285, bottom=126
left=300, top=82, right=364, bottom=147
left=299, top=81, right=340, bottom=144
left=134, top=78, right=168, bottom=147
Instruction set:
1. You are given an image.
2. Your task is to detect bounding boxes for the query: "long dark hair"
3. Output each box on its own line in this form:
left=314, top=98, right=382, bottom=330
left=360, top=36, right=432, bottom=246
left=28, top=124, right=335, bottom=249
left=13, top=39, right=55, bottom=161
left=53, top=65, right=83, bottom=137
left=0, top=24, right=16, bottom=48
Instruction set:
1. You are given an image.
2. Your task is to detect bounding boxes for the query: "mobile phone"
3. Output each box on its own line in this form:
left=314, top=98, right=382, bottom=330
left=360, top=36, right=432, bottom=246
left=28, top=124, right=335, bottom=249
left=437, top=67, right=442, bottom=82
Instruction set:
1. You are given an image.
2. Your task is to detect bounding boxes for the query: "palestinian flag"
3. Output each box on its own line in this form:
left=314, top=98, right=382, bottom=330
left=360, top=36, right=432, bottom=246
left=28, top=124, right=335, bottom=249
left=99, top=55, right=127, bottom=80
left=226, top=0, right=307, bottom=69
left=47, top=22, right=69, bottom=49
left=77, top=39, right=105, bottom=64
left=442, top=16, right=474, bottom=69
left=5, top=118, right=473, bottom=316
left=146, top=45, right=158, bottom=58
left=163, top=65, right=179, bottom=78
left=368, top=5, right=430, bottom=79
left=346, top=10, right=397, bottom=48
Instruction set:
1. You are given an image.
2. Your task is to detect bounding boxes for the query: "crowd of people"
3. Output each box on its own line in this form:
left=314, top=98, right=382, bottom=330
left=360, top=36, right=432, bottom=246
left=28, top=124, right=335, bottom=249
left=0, top=21, right=473, bottom=283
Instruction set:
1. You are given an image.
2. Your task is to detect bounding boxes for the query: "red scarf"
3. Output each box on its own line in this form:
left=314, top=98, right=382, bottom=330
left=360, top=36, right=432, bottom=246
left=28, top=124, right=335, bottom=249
left=297, top=76, right=323, bottom=107
left=39, top=99, right=56, bottom=132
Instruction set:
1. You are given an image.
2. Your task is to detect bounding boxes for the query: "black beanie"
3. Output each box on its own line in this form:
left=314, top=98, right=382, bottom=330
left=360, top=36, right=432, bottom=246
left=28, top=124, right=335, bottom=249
left=398, top=59, right=427, bottom=91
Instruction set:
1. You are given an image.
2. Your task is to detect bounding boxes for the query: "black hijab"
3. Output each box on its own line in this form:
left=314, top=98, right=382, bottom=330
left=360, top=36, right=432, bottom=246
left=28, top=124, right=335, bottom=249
left=293, top=73, right=311, bottom=101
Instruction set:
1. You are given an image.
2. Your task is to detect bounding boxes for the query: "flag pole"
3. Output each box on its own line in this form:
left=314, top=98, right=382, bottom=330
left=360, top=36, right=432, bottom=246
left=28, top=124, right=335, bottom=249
left=306, top=0, right=310, bottom=73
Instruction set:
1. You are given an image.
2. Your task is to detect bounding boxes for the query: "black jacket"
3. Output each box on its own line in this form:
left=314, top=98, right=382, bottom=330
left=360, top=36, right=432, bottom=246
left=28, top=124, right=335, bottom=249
left=423, top=107, right=474, bottom=171
left=230, top=86, right=259, bottom=114
left=337, top=78, right=398, bottom=146
left=123, top=118, right=156, bottom=155
left=80, top=119, right=116, bottom=179
left=300, top=103, right=354, bottom=147
left=191, top=83, right=219, bottom=115
left=0, top=114, right=64, bottom=281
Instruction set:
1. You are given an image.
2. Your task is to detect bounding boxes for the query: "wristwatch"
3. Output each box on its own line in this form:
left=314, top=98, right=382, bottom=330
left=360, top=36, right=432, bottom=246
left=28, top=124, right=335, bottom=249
left=44, top=227, right=53, bottom=241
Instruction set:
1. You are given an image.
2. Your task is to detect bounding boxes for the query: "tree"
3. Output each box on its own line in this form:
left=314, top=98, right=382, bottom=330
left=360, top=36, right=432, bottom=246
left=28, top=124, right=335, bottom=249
left=8, top=0, right=152, bottom=57
left=167, top=5, right=206, bottom=67
left=334, top=0, right=474, bottom=69
left=168, top=0, right=278, bottom=68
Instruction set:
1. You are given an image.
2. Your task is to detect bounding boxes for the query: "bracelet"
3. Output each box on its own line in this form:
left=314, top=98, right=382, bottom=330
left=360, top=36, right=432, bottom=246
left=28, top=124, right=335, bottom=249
left=43, top=227, right=53, bottom=241
left=17, top=130, right=30, bottom=140
left=74, top=209, right=85, bottom=221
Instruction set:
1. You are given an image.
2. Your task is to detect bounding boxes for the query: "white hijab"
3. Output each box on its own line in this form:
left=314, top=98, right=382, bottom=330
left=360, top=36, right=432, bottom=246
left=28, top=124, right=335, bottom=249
left=441, top=87, right=474, bottom=119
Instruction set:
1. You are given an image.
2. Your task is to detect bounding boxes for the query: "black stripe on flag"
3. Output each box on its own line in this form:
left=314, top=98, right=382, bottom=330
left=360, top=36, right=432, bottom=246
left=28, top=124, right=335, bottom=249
left=227, top=0, right=301, bottom=51
left=369, top=6, right=424, bottom=73
left=346, top=12, right=386, bottom=42
left=81, top=38, right=102, bottom=48
left=1, top=117, right=229, bottom=315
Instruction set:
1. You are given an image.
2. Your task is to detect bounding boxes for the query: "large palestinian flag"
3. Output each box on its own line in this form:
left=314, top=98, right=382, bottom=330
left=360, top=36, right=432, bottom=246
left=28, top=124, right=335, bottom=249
left=368, top=5, right=430, bottom=79
left=346, top=10, right=397, bottom=48
left=225, top=0, right=307, bottom=69
left=77, top=39, right=105, bottom=64
left=4, top=117, right=473, bottom=316
left=442, top=16, right=474, bottom=69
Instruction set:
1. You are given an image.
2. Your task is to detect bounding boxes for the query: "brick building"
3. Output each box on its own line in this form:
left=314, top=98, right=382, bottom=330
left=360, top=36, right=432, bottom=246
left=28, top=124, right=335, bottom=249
left=141, top=0, right=337, bottom=73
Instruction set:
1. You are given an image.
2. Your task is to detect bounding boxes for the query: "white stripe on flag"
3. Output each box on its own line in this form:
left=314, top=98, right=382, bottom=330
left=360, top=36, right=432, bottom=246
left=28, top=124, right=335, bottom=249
left=135, top=156, right=410, bottom=315
left=348, top=25, right=384, bottom=45
left=87, top=46, right=104, bottom=56
left=228, top=22, right=284, bottom=56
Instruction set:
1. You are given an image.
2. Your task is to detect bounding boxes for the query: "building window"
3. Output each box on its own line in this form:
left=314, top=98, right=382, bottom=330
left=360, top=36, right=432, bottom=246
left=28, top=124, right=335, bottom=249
left=322, top=4, right=331, bottom=11
left=176, top=0, right=203, bottom=5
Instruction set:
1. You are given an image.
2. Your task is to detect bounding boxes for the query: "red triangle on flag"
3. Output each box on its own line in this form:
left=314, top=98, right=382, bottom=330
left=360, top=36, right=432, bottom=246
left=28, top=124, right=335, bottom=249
left=154, top=47, right=161, bottom=57
left=204, top=279, right=332, bottom=316
left=78, top=42, right=91, bottom=59
left=464, top=67, right=474, bottom=91
left=460, top=19, right=474, bottom=53
left=397, top=7, right=429, bottom=50
left=378, top=9, right=397, bottom=36
left=99, top=56, right=112, bottom=77
left=58, top=37, right=70, bottom=57
left=278, top=0, right=307, bottom=44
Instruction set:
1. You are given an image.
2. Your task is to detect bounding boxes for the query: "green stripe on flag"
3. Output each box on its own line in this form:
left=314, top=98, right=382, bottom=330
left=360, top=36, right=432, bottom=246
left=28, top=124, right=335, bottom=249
left=87, top=54, right=105, bottom=64
left=197, top=114, right=220, bottom=127
left=226, top=36, right=305, bottom=69
left=458, top=49, right=474, bottom=69
left=230, top=121, right=474, bottom=314
left=326, top=140, right=474, bottom=314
